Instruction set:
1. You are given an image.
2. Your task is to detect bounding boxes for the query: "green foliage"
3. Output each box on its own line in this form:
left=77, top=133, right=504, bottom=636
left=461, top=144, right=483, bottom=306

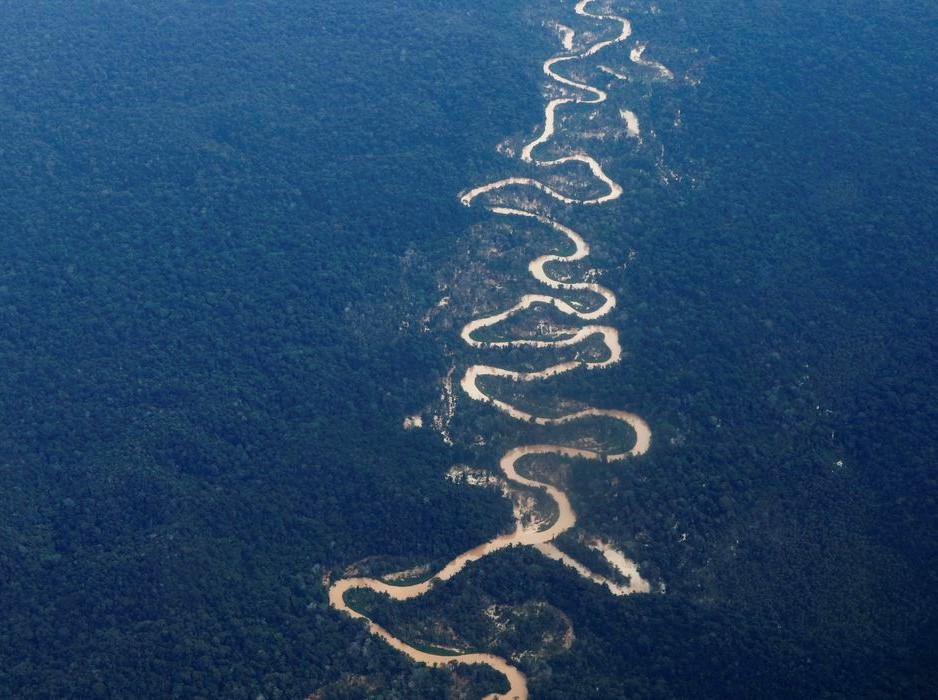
left=1, top=0, right=936, bottom=697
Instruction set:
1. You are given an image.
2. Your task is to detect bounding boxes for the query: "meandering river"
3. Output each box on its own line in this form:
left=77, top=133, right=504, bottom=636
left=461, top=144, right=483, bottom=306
left=327, top=2, right=667, bottom=697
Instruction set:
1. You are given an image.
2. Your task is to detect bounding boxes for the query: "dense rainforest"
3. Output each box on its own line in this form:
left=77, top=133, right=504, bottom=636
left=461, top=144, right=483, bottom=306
left=1, top=0, right=935, bottom=698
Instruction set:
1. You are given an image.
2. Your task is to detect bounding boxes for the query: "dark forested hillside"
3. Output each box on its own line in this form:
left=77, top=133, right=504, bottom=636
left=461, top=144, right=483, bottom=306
left=0, top=1, right=552, bottom=696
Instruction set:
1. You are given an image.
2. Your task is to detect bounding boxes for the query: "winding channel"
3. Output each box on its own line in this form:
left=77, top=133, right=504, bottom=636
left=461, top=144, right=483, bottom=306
left=327, top=2, right=658, bottom=697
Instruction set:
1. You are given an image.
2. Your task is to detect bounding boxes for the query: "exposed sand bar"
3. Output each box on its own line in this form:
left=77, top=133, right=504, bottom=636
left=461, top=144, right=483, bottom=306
left=536, top=541, right=650, bottom=595
left=591, top=539, right=652, bottom=592
left=599, top=64, right=630, bottom=81
left=630, top=42, right=675, bottom=80
left=620, top=109, right=641, bottom=138
left=554, top=22, right=576, bottom=51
